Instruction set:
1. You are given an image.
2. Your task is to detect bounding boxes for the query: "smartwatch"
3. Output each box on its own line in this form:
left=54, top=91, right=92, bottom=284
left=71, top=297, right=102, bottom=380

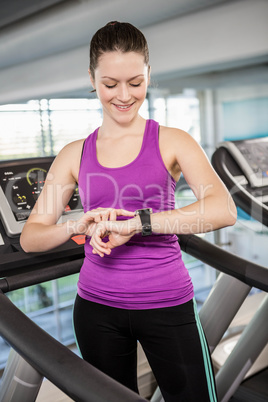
left=134, top=208, right=153, bottom=236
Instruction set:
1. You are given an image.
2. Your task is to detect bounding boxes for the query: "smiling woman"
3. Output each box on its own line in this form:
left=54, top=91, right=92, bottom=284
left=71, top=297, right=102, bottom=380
left=90, top=51, right=150, bottom=128
left=20, top=21, right=236, bottom=401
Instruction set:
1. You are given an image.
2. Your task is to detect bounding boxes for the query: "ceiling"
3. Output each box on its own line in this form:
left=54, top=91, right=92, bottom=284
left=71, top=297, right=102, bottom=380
left=0, top=0, right=231, bottom=70
left=0, top=0, right=68, bottom=29
left=0, top=0, right=229, bottom=30
left=0, top=0, right=267, bottom=102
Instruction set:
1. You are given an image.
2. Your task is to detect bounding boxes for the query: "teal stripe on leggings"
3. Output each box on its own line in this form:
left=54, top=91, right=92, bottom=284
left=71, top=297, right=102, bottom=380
left=193, top=298, right=218, bottom=402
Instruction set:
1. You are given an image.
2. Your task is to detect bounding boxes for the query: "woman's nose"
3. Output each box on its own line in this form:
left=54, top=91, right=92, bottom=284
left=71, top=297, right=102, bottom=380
left=117, top=84, right=131, bottom=102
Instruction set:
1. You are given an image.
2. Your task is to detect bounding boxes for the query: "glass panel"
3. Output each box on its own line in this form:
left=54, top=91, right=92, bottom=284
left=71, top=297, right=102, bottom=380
left=0, top=98, right=104, bottom=159
left=57, top=274, right=79, bottom=304
left=7, top=282, right=53, bottom=314
left=166, top=95, right=200, bottom=143
left=153, top=98, right=166, bottom=125
left=50, top=109, right=99, bottom=153
left=223, top=97, right=268, bottom=141
left=0, top=110, right=43, bottom=159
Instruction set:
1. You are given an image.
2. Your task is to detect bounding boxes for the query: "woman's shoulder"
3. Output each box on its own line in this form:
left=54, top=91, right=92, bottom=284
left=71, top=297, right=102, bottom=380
left=57, top=138, right=85, bottom=160
left=62, top=138, right=85, bottom=152
left=51, top=139, right=86, bottom=182
left=158, top=125, right=203, bottom=167
left=159, top=125, right=195, bottom=146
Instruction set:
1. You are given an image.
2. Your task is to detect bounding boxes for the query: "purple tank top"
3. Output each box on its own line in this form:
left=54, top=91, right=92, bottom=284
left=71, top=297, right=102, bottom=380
left=78, top=119, right=194, bottom=309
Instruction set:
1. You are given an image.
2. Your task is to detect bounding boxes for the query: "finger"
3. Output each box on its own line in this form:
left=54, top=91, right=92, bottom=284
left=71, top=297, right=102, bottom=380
left=85, top=222, right=97, bottom=237
left=92, top=247, right=105, bottom=257
left=92, top=244, right=111, bottom=257
left=105, top=239, right=116, bottom=250
left=102, top=211, right=110, bottom=221
left=93, top=232, right=107, bottom=248
left=90, top=225, right=111, bottom=254
left=94, top=214, right=102, bottom=223
left=74, top=215, right=94, bottom=235
left=110, top=209, right=117, bottom=222
left=90, top=236, right=111, bottom=256
left=87, top=209, right=105, bottom=222
left=116, top=209, right=135, bottom=217
left=85, top=211, right=96, bottom=220
left=95, top=210, right=110, bottom=223
left=92, top=248, right=104, bottom=257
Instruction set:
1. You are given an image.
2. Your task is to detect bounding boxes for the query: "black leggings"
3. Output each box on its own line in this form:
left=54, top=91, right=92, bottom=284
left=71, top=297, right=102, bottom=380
left=73, top=296, right=218, bottom=402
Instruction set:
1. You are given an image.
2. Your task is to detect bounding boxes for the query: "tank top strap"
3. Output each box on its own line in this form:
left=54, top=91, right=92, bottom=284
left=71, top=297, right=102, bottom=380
left=81, top=127, right=98, bottom=165
left=141, top=119, right=160, bottom=158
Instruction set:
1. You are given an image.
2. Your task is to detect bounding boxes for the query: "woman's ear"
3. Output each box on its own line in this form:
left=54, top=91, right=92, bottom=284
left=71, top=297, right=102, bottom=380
left=88, top=69, right=96, bottom=91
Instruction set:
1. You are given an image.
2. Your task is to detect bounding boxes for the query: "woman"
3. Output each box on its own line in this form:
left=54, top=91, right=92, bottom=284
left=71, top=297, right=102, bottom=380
left=21, top=21, right=237, bottom=401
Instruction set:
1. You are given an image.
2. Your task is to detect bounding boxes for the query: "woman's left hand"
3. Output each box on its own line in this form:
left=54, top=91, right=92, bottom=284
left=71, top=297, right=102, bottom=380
left=89, top=218, right=138, bottom=257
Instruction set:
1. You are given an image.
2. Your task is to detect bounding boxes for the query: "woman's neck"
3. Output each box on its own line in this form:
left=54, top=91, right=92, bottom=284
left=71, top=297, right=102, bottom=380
left=99, top=114, right=146, bottom=139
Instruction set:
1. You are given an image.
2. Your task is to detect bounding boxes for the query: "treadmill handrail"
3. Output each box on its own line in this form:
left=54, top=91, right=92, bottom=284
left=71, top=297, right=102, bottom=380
left=0, top=258, right=84, bottom=293
left=0, top=290, right=146, bottom=402
left=1, top=235, right=267, bottom=294
left=178, top=234, right=268, bottom=292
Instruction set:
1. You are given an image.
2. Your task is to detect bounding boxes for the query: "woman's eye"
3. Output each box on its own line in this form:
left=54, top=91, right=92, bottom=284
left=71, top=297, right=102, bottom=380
left=104, top=82, right=141, bottom=89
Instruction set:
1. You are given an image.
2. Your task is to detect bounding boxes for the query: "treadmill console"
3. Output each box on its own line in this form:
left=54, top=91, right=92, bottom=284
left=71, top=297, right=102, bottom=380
left=220, top=137, right=268, bottom=188
left=0, top=157, right=83, bottom=237
left=213, top=137, right=268, bottom=226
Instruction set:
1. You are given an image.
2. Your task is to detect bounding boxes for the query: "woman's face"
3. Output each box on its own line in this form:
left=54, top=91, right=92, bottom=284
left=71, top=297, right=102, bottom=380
left=90, top=51, right=150, bottom=126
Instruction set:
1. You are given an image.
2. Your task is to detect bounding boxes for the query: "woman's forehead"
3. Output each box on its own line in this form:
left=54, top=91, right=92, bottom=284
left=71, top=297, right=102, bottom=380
left=97, top=51, right=147, bottom=71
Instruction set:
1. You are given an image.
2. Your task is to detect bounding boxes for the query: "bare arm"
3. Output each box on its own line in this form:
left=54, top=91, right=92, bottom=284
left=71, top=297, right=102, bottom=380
left=20, top=140, right=84, bottom=252
left=90, top=129, right=237, bottom=256
left=150, top=129, right=237, bottom=234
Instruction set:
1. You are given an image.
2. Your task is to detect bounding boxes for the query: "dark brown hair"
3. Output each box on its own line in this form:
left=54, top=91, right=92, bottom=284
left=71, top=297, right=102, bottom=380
left=89, top=21, right=149, bottom=80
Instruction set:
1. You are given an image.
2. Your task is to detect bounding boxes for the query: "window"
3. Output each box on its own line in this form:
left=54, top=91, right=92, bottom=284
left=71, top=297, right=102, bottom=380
left=166, top=95, right=200, bottom=143
left=0, top=98, right=103, bottom=160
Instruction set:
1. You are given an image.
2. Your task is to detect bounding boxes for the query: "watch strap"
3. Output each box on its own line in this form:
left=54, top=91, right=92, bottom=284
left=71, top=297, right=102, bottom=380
left=135, top=208, right=152, bottom=236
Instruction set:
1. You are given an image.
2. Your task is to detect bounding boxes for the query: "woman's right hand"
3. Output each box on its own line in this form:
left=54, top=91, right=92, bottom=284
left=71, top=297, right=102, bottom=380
left=69, top=207, right=135, bottom=237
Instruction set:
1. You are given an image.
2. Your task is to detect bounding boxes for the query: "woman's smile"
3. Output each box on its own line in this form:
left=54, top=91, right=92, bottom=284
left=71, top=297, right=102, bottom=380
left=112, top=102, right=135, bottom=111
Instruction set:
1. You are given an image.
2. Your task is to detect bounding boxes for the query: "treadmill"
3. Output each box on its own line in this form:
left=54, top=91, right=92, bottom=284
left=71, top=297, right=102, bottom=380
left=211, top=137, right=268, bottom=402
left=212, top=137, right=268, bottom=226
left=0, top=157, right=85, bottom=276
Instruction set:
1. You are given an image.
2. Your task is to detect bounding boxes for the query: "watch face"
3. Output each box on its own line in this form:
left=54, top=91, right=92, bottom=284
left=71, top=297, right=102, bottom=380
left=135, top=208, right=152, bottom=215
left=145, top=208, right=153, bottom=214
